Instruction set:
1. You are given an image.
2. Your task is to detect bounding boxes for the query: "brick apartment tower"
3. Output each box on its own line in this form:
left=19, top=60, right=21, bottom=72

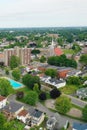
left=4, top=46, right=31, bottom=66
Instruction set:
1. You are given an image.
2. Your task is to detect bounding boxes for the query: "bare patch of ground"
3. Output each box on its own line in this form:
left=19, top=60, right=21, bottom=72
left=67, top=108, right=82, bottom=118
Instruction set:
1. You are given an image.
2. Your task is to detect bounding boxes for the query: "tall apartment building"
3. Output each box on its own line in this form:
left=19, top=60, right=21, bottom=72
left=4, top=46, right=31, bottom=66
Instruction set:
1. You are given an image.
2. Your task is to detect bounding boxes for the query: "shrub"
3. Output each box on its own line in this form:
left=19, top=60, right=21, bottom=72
left=50, top=88, right=61, bottom=99
left=39, top=92, right=47, bottom=100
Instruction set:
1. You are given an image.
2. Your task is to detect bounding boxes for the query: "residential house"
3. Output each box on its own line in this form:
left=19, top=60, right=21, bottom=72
left=66, top=70, right=82, bottom=77
left=0, top=95, right=7, bottom=109
left=45, top=78, right=66, bottom=88
left=28, top=108, right=45, bottom=126
left=17, top=109, right=29, bottom=124
left=76, top=88, right=87, bottom=99
left=2, top=101, right=24, bottom=119
left=72, top=122, right=87, bottom=130
left=46, top=113, right=60, bottom=130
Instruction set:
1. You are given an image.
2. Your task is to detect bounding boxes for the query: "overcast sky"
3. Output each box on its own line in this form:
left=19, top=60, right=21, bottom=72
left=0, top=0, right=87, bottom=28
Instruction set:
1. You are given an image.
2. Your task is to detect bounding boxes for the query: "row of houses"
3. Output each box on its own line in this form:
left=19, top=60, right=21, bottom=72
left=0, top=95, right=45, bottom=129
left=38, top=64, right=81, bottom=79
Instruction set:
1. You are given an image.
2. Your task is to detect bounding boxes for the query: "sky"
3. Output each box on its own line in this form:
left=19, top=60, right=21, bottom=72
left=0, top=0, right=87, bottom=28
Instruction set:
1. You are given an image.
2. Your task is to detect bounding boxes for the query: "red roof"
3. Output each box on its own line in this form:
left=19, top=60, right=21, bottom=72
left=54, top=47, right=63, bottom=56
left=18, top=109, right=28, bottom=117
left=0, top=95, right=6, bottom=101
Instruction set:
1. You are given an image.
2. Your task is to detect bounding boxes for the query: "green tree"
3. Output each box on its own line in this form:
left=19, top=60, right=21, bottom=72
left=5, top=68, right=9, bottom=75
left=0, top=78, right=13, bottom=96
left=47, top=55, right=77, bottom=68
left=31, top=49, right=40, bottom=55
left=55, top=95, right=71, bottom=114
left=79, top=54, right=87, bottom=66
left=12, top=69, right=21, bottom=81
left=45, top=68, right=57, bottom=78
left=82, top=105, right=87, bottom=121
left=0, top=113, right=6, bottom=130
left=33, top=83, right=40, bottom=93
left=72, top=43, right=81, bottom=52
left=67, top=76, right=81, bottom=85
left=10, top=55, right=20, bottom=69
left=22, top=74, right=41, bottom=89
left=24, top=91, right=38, bottom=105
left=40, top=55, right=46, bottom=63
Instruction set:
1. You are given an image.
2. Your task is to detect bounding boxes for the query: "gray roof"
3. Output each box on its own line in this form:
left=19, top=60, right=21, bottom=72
left=49, top=78, right=65, bottom=84
left=28, top=108, right=43, bottom=118
left=3, top=101, right=23, bottom=113
left=47, top=113, right=60, bottom=126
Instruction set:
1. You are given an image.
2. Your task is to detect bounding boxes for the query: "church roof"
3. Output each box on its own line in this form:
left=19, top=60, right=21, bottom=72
left=54, top=47, right=63, bottom=56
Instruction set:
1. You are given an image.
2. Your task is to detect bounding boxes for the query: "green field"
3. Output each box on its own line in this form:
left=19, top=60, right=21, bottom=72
left=63, top=49, right=75, bottom=54
left=60, top=85, right=78, bottom=95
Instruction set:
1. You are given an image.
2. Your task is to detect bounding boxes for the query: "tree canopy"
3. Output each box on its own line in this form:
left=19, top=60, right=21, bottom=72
left=82, top=105, right=87, bottom=121
left=39, top=92, right=47, bottom=101
left=55, top=95, right=71, bottom=114
left=31, top=49, right=40, bottom=55
left=79, top=54, right=87, bottom=66
left=12, top=68, right=21, bottom=81
left=50, top=88, right=61, bottom=99
left=22, top=74, right=41, bottom=89
left=40, top=55, right=46, bottom=63
left=0, top=78, right=13, bottom=96
left=45, top=68, right=57, bottom=78
left=47, top=55, right=77, bottom=68
left=10, top=55, right=20, bottom=69
left=67, top=76, right=81, bottom=85
left=24, top=91, right=38, bottom=106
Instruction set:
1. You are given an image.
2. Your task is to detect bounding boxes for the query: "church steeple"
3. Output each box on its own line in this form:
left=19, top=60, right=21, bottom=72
left=52, top=38, right=54, bottom=46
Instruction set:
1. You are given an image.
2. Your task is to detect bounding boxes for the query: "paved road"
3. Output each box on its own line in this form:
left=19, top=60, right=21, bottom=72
left=8, top=94, right=83, bottom=128
left=64, top=94, right=87, bottom=108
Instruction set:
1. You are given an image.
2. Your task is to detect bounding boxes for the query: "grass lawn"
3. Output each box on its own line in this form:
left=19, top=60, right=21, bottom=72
left=63, top=49, right=75, bottom=54
left=14, top=86, right=30, bottom=94
left=60, top=85, right=78, bottom=95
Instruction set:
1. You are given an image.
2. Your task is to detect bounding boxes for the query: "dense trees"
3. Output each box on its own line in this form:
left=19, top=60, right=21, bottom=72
left=12, top=69, right=21, bottom=81
left=0, top=78, right=13, bottom=96
left=33, top=83, right=40, bottom=93
left=0, top=113, right=6, bottom=130
left=79, top=54, right=87, bottom=66
left=40, top=55, right=46, bottom=63
left=0, top=113, right=18, bottom=130
left=22, top=74, right=41, bottom=89
left=24, top=91, right=38, bottom=106
left=45, top=68, right=57, bottom=78
left=55, top=96, right=71, bottom=114
left=67, top=76, right=81, bottom=85
left=10, top=55, right=20, bottom=69
left=5, top=68, right=9, bottom=75
left=47, top=55, right=77, bottom=68
left=82, top=105, right=87, bottom=121
left=72, top=43, right=81, bottom=52
left=31, top=49, right=40, bottom=55
left=50, top=88, right=61, bottom=99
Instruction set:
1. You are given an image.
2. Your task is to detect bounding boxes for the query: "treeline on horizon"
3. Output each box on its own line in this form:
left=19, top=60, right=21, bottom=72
left=0, top=27, right=87, bottom=43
